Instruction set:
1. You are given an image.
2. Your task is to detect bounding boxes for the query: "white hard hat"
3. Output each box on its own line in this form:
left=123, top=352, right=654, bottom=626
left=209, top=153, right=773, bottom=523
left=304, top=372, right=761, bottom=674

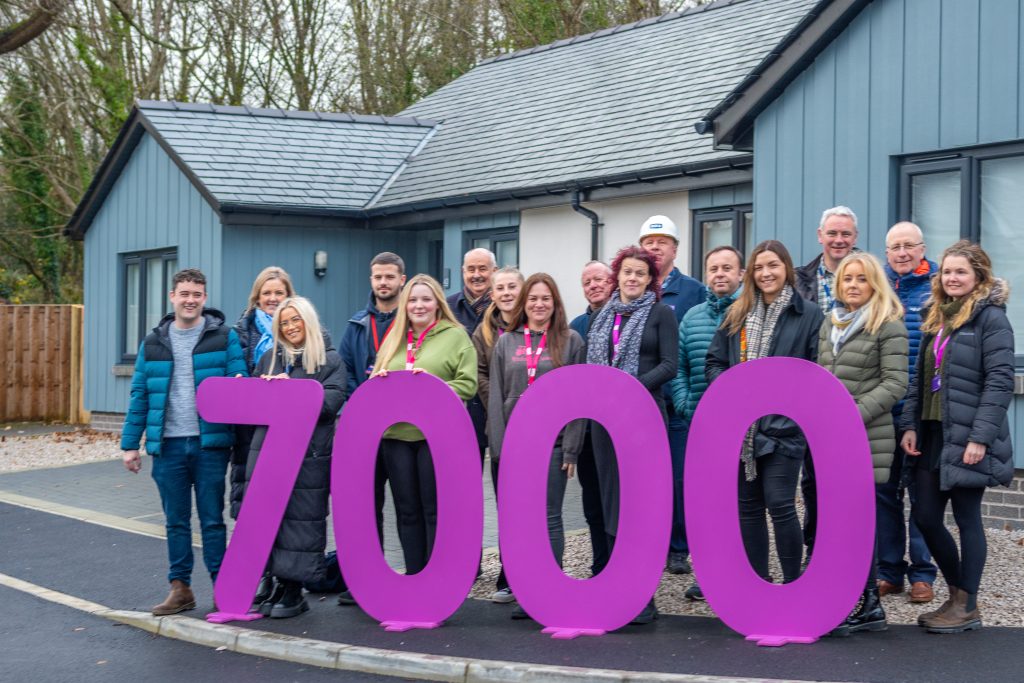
left=639, top=215, right=679, bottom=243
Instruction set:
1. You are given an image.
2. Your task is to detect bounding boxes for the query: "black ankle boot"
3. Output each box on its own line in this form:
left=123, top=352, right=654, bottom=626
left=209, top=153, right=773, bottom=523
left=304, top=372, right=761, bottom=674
left=251, top=573, right=274, bottom=611
left=833, top=587, right=887, bottom=636
left=629, top=598, right=659, bottom=625
left=270, top=580, right=309, bottom=619
left=257, top=579, right=284, bottom=616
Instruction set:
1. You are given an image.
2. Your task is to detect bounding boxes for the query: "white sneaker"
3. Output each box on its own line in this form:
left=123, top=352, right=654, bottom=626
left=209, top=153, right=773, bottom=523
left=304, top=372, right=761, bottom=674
left=490, top=587, right=515, bottom=604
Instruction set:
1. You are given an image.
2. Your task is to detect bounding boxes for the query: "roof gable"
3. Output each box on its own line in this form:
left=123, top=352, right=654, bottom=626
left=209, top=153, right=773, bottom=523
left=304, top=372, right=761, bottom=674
left=377, top=0, right=820, bottom=208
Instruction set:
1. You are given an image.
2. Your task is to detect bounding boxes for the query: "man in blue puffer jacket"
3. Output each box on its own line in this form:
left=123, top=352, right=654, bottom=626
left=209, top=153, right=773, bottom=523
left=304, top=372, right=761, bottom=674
left=879, top=222, right=939, bottom=603
left=121, top=268, right=247, bottom=616
left=669, top=245, right=743, bottom=599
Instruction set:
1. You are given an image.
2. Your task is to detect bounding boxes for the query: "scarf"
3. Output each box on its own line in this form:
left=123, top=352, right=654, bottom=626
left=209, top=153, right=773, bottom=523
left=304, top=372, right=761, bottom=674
left=586, top=290, right=656, bottom=378
left=739, top=284, right=795, bottom=481
left=253, top=308, right=274, bottom=366
left=830, top=304, right=869, bottom=355
left=466, top=289, right=491, bottom=319
left=939, top=298, right=966, bottom=325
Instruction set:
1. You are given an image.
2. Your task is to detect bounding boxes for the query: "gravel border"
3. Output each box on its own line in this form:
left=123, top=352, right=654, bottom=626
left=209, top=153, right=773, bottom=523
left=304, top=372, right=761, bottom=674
left=0, top=429, right=120, bottom=473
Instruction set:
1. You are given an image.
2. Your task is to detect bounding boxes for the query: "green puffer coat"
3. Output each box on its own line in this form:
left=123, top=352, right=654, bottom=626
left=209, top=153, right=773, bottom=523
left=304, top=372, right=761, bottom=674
left=818, top=316, right=909, bottom=483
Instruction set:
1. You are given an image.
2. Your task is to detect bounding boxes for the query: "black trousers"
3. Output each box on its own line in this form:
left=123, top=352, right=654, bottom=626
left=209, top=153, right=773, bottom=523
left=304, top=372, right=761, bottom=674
left=801, top=453, right=817, bottom=556
left=577, top=428, right=610, bottom=574
left=382, top=439, right=436, bottom=575
left=738, top=451, right=804, bottom=583
left=911, top=423, right=987, bottom=595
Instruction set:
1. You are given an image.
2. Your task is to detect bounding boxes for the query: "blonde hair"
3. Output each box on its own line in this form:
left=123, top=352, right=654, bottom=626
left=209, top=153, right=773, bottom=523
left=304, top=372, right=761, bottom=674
left=372, top=274, right=462, bottom=374
left=834, top=252, right=903, bottom=334
left=922, top=240, right=996, bottom=334
left=268, top=296, right=327, bottom=375
left=246, top=266, right=295, bottom=314
left=480, top=266, right=524, bottom=348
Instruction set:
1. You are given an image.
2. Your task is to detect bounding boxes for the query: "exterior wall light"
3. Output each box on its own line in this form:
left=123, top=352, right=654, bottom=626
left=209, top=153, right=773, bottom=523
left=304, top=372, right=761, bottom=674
left=314, top=250, right=328, bottom=278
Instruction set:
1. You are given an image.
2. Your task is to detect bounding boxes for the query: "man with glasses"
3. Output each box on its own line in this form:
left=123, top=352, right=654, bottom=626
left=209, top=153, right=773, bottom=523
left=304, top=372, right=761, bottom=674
left=794, top=206, right=860, bottom=565
left=879, top=221, right=938, bottom=603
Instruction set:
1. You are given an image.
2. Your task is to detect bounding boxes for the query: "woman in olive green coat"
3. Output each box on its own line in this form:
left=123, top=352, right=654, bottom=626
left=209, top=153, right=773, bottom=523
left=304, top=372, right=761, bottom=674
left=818, top=252, right=908, bottom=636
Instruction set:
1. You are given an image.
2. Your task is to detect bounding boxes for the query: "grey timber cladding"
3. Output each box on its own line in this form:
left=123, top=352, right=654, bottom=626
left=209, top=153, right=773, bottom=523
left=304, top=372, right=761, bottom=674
left=378, top=0, right=819, bottom=208
left=139, top=103, right=436, bottom=210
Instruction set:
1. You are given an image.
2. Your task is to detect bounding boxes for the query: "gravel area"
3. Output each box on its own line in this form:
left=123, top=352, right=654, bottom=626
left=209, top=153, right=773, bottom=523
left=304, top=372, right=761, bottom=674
left=0, top=428, right=120, bottom=473
left=471, top=529, right=1024, bottom=628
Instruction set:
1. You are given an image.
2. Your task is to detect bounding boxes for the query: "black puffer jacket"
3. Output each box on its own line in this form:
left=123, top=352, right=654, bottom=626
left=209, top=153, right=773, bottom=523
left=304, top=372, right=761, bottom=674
left=229, top=308, right=262, bottom=519
left=900, top=280, right=1015, bottom=490
left=706, top=292, right=824, bottom=459
left=245, top=342, right=347, bottom=583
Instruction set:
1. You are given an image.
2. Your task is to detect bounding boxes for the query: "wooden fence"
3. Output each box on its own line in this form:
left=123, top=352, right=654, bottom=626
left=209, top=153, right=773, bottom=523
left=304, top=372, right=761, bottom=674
left=0, top=305, right=86, bottom=423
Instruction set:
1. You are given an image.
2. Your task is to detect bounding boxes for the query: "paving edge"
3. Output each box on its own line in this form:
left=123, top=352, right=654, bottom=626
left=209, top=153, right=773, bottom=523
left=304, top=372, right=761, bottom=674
left=0, top=571, right=856, bottom=683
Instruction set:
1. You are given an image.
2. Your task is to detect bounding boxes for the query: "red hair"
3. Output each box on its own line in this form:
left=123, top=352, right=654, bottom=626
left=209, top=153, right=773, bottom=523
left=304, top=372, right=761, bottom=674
left=609, top=245, right=662, bottom=300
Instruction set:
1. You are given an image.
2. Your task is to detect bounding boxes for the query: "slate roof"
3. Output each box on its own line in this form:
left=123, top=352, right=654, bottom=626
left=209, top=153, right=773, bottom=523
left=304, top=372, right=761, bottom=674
left=376, top=0, right=821, bottom=208
left=66, top=102, right=438, bottom=235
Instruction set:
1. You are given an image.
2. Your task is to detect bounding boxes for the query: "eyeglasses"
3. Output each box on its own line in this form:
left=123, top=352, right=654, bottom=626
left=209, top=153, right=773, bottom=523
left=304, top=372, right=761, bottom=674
left=886, top=242, right=924, bottom=252
left=280, top=316, right=303, bottom=330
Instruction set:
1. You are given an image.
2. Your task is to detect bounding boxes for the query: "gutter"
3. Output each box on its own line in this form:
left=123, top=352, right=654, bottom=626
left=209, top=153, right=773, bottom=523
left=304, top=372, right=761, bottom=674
left=571, top=189, right=602, bottom=261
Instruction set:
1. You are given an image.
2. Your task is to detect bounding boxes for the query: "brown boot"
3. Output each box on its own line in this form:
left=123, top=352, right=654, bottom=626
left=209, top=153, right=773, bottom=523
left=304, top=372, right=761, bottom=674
left=918, top=586, right=958, bottom=627
left=924, top=588, right=981, bottom=633
left=152, top=580, right=196, bottom=616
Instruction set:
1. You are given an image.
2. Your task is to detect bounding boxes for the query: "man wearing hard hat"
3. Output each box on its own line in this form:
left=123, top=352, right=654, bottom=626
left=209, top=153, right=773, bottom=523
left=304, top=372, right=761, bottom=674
left=638, top=215, right=706, bottom=576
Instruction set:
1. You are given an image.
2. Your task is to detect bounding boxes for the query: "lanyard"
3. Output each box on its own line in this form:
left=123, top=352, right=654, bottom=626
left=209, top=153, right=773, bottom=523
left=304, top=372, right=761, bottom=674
left=611, top=314, right=623, bottom=361
left=740, top=328, right=748, bottom=363
left=523, top=327, right=548, bottom=387
left=933, top=326, right=952, bottom=369
left=370, top=316, right=394, bottom=353
left=406, top=321, right=437, bottom=370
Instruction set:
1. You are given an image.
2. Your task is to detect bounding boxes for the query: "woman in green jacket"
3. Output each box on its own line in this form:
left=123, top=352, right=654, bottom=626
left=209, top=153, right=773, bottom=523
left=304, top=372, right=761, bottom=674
left=372, top=274, right=478, bottom=575
left=818, top=252, right=908, bottom=635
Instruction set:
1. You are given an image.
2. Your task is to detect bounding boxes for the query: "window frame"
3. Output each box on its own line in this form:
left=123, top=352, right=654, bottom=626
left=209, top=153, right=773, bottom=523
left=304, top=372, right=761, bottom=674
left=120, top=248, right=178, bottom=363
left=898, top=141, right=1024, bottom=366
left=462, top=227, right=519, bottom=269
left=690, top=204, right=752, bottom=277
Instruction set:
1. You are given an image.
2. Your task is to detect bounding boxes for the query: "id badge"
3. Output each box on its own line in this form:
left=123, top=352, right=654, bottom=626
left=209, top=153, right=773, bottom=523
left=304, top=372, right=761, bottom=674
left=366, top=364, right=374, bottom=377
left=931, top=376, right=941, bottom=393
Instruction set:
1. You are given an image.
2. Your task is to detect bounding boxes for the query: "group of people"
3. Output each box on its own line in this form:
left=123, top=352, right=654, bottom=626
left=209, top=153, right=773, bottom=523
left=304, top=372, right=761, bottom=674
left=120, top=205, right=1014, bottom=637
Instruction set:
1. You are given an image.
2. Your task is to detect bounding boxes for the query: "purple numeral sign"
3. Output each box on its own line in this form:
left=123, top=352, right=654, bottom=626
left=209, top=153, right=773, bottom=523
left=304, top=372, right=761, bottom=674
left=497, top=365, right=672, bottom=638
left=331, top=371, right=483, bottom=631
left=685, top=357, right=874, bottom=646
left=196, top=376, right=324, bottom=623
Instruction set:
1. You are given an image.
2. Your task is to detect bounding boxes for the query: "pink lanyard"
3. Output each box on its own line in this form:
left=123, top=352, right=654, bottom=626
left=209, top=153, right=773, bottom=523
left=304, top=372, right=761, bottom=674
left=611, top=314, right=623, bottom=361
left=523, top=327, right=548, bottom=387
left=933, top=327, right=952, bottom=368
left=406, top=321, right=437, bottom=370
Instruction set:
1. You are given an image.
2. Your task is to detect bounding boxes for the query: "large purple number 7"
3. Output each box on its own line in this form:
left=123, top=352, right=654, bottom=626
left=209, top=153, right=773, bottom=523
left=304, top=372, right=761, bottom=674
left=196, top=376, right=324, bottom=623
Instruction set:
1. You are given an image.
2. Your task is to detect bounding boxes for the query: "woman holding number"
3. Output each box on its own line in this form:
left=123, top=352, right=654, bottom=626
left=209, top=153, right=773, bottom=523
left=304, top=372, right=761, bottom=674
left=900, top=241, right=1014, bottom=634
left=587, top=245, right=678, bottom=624
left=706, top=240, right=823, bottom=587
left=372, top=274, right=478, bottom=575
left=247, top=296, right=346, bottom=618
left=488, top=273, right=586, bottom=616
left=817, top=253, right=908, bottom=635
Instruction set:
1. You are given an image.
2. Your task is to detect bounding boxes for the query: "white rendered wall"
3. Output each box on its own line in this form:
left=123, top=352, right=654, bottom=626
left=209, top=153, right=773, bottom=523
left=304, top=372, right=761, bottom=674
left=518, top=191, right=690, bottom=317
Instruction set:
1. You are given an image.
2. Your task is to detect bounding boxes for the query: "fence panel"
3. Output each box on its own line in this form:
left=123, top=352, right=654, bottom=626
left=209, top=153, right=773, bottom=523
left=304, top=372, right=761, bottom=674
left=0, top=305, right=85, bottom=423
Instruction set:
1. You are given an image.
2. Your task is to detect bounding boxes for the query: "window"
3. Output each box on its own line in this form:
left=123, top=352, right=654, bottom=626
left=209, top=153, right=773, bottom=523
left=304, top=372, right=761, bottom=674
left=122, top=249, right=178, bottom=360
left=464, top=228, right=519, bottom=268
left=691, top=206, right=753, bottom=276
left=899, top=143, right=1024, bottom=360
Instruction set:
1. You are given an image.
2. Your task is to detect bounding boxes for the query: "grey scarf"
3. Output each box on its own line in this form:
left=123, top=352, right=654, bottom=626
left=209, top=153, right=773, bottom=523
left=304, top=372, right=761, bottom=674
left=586, top=290, right=656, bottom=377
left=830, top=304, right=869, bottom=355
left=740, top=284, right=795, bottom=481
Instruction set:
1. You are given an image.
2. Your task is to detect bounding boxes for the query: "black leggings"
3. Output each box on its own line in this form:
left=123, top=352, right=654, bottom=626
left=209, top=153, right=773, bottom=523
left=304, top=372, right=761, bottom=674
left=382, top=439, right=436, bottom=575
left=737, top=452, right=804, bottom=583
left=912, top=466, right=986, bottom=595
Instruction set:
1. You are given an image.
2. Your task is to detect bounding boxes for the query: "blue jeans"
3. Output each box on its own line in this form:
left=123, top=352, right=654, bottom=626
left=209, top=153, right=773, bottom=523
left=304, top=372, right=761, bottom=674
left=876, top=447, right=937, bottom=585
left=546, top=447, right=569, bottom=566
left=667, top=410, right=689, bottom=555
left=151, top=437, right=229, bottom=585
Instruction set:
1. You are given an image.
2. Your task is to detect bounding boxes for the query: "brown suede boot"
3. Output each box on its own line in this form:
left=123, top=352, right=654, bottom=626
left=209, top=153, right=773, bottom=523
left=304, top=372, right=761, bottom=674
left=152, top=580, right=196, bottom=616
left=918, top=586, right=958, bottom=627
left=924, top=589, right=981, bottom=633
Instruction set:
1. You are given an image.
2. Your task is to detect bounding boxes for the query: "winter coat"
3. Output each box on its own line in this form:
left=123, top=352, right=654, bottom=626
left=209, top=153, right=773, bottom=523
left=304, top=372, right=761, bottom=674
left=900, top=280, right=1015, bottom=490
left=795, top=253, right=826, bottom=307
left=818, top=317, right=909, bottom=483
left=121, top=309, right=247, bottom=456
left=569, top=306, right=598, bottom=340
left=670, top=288, right=740, bottom=422
left=705, top=293, right=824, bottom=459
left=658, top=267, right=706, bottom=408
left=230, top=308, right=264, bottom=519
left=885, top=259, right=937, bottom=415
left=471, top=305, right=509, bottom=409
left=487, top=328, right=586, bottom=464
left=339, top=293, right=398, bottom=397
left=379, top=321, right=478, bottom=442
left=245, top=342, right=347, bottom=584
left=447, top=290, right=487, bottom=335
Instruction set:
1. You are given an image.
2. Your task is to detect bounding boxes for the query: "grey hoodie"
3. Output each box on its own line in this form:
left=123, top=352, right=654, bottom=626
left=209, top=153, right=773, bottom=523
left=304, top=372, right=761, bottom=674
left=487, top=327, right=586, bottom=464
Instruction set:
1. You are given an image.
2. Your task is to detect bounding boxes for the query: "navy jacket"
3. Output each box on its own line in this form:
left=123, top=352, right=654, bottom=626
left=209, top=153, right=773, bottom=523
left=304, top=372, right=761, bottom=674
left=339, top=293, right=397, bottom=397
left=658, top=267, right=706, bottom=410
left=570, top=306, right=599, bottom=340
left=447, top=289, right=488, bottom=335
left=886, top=258, right=937, bottom=413
left=121, top=309, right=247, bottom=455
